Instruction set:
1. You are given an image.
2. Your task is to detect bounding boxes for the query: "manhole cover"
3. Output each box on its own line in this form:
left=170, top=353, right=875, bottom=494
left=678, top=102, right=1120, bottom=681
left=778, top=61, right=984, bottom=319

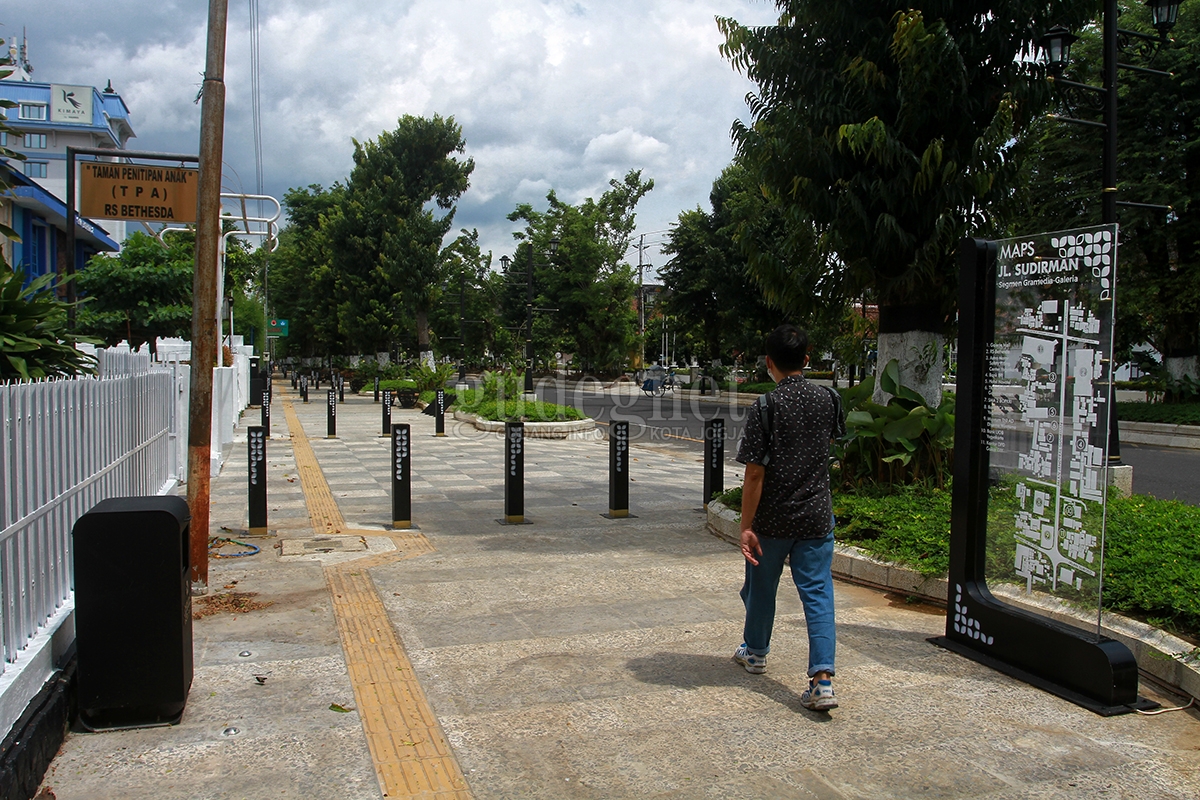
left=280, top=536, right=368, bottom=556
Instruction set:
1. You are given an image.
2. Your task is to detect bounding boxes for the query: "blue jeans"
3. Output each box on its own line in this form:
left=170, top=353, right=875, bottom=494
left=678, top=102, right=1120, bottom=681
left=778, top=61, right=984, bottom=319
left=740, top=527, right=836, bottom=678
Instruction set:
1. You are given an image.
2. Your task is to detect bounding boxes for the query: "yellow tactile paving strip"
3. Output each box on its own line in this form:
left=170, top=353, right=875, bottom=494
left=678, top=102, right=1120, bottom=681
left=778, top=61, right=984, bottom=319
left=281, top=395, right=469, bottom=799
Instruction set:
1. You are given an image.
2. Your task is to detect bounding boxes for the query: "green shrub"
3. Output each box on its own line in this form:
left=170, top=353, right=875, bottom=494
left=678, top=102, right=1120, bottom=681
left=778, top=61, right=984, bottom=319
left=1103, top=495, right=1200, bottom=637
left=832, top=360, right=955, bottom=489
left=1, top=267, right=99, bottom=380
left=378, top=379, right=418, bottom=392
left=715, top=485, right=743, bottom=509
left=350, top=361, right=407, bottom=392
left=459, top=398, right=583, bottom=422
left=412, top=362, right=456, bottom=392
left=467, top=370, right=523, bottom=403
left=735, top=382, right=777, bottom=394
left=833, top=485, right=954, bottom=576
left=1117, top=401, right=1200, bottom=426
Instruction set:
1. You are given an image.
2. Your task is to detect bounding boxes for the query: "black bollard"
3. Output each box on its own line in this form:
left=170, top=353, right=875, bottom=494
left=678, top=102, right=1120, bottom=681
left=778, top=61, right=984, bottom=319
left=261, top=389, right=271, bottom=437
left=300, top=376, right=309, bottom=403
left=313, top=372, right=319, bottom=391
left=606, top=420, right=632, bottom=519
left=248, top=425, right=268, bottom=535
left=502, top=421, right=526, bottom=524
left=435, top=388, right=446, bottom=436
left=374, top=376, right=380, bottom=403
left=291, top=373, right=297, bottom=390
left=338, top=376, right=345, bottom=403
left=327, top=389, right=337, bottom=439
left=703, top=417, right=725, bottom=508
left=391, top=423, right=412, bottom=529
left=381, top=390, right=393, bottom=437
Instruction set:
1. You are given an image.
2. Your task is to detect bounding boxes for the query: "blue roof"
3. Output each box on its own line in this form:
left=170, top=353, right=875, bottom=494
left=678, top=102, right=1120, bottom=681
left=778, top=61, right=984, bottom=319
left=3, top=165, right=118, bottom=251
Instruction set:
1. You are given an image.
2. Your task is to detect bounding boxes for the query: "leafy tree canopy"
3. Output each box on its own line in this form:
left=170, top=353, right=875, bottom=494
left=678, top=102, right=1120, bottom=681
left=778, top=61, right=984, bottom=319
left=718, top=0, right=1097, bottom=323
left=505, top=170, right=652, bottom=374
left=661, top=163, right=784, bottom=364
left=75, top=231, right=193, bottom=354
left=1010, top=3, right=1200, bottom=377
left=331, top=115, right=474, bottom=356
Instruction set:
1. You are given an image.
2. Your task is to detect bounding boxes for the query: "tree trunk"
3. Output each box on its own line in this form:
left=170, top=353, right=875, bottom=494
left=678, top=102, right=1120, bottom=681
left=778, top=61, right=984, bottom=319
left=1165, top=355, right=1198, bottom=383
left=873, top=303, right=945, bottom=407
left=416, top=308, right=434, bottom=369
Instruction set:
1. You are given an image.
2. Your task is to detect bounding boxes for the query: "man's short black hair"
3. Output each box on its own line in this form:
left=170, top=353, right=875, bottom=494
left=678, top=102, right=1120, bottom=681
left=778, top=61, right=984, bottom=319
left=766, top=324, right=809, bottom=373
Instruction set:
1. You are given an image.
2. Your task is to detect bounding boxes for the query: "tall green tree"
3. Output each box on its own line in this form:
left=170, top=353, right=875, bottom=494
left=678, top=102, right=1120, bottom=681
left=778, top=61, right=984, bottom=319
left=719, top=0, right=1096, bottom=404
left=661, top=164, right=789, bottom=365
left=506, top=170, right=651, bottom=374
left=331, top=115, right=474, bottom=361
left=270, top=183, right=346, bottom=357
left=429, top=228, right=507, bottom=368
left=76, top=232, right=193, bottom=354
left=1011, top=3, right=1200, bottom=386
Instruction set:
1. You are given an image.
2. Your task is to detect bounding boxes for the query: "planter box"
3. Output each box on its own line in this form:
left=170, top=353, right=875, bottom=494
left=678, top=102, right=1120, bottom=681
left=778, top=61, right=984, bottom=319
left=452, top=410, right=601, bottom=440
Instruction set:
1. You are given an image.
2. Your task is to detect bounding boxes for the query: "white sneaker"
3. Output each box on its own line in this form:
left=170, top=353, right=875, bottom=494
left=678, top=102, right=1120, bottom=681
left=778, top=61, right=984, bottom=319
left=733, top=643, right=766, bottom=674
left=801, top=679, right=838, bottom=711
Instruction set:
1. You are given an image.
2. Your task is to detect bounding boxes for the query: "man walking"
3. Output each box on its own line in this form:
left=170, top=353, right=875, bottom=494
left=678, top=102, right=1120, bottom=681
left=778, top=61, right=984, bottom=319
left=733, top=324, right=845, bottom=711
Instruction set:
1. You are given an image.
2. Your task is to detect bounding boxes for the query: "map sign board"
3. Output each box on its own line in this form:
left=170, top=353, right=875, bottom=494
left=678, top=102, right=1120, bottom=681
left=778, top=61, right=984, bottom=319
left=80, top=163, right=199, bottom=223
left=983, top=224, right=1117, bottom=612
left=935, top=229, right=1146, bottom=715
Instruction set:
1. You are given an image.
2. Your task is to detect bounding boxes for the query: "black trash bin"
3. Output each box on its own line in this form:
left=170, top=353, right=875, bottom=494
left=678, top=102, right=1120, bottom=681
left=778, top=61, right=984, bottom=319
left=249, top=355, right=263, bottom=407
left=72, top=496, right=193, bottom=730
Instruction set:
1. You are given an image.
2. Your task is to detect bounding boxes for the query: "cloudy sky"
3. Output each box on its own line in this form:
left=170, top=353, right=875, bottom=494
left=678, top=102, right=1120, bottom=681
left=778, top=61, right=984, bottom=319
left=18, top=0, right=779, bottom=272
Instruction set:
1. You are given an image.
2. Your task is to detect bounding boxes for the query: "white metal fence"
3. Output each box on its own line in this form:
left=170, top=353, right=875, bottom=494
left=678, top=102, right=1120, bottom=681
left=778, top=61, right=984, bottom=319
left=0, top=353, right=178, bottom=674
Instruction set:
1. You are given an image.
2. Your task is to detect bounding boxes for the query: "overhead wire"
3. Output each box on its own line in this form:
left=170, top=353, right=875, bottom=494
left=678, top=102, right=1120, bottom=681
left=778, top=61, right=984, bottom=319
left=247, top=0, right=272, bottom=327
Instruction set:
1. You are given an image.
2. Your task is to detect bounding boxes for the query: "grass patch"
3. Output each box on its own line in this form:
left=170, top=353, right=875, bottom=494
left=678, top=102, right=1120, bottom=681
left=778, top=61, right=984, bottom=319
left=714, top=481, right=1200, bottom=641
left=833, top=485, right=954, bottom=577
left=457, top=398, right=584, bottom=423
left=1117, top=401, right=1200, bottom=426
left=1103, top=496, right=1200, bottom=638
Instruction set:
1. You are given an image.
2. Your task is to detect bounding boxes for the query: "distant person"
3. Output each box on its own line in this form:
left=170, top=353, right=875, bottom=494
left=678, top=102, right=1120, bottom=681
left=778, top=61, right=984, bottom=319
left=733, top=324, right=845, bottom=711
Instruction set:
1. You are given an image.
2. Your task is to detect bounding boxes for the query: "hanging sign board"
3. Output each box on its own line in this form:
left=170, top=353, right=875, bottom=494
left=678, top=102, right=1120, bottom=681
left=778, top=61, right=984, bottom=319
left=79, top=163, right=199, bottom=222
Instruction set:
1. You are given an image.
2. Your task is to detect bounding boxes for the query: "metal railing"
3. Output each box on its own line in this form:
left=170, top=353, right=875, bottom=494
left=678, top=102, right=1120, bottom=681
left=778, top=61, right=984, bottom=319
left=0, top=357, right=177, bottom=672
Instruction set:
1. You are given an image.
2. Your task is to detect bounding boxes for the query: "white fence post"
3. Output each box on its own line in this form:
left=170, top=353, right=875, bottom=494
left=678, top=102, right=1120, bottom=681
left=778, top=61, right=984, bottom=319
left=0, top=350, right=181, bottom=739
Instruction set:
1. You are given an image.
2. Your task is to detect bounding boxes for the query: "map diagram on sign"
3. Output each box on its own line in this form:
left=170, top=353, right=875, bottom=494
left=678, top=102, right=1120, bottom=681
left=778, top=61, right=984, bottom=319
left=986, top=226, right=1117, bottom=601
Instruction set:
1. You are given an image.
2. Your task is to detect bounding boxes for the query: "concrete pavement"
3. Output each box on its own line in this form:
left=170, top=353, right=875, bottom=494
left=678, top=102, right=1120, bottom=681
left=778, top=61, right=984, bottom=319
left=37, top=384, right=1200, bottom=799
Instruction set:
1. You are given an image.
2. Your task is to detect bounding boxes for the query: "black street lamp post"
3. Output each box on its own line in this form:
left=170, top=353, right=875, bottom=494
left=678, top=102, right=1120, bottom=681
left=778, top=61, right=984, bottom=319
left=502, top=237, right=559, bottom=397
left=1040, top=0, right=1184, bottom=465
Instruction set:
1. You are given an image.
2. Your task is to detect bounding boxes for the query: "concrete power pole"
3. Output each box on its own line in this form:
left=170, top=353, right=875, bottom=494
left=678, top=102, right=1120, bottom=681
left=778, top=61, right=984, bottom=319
left=637, top=234, right=645, bottom=370
left=186, top=0, right=229, bottom=594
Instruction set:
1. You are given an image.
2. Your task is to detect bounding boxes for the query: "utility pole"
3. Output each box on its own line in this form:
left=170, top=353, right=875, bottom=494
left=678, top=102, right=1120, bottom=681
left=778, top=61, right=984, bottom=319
left=186, top=0, right=228, bottom=595
left=1101, top=0, right=1122, bottom=466
left=637, top=234, right=645, bottom=370
left=458, top=272, right=466, bottom=384
left=524, top=242, right=535, bottom=397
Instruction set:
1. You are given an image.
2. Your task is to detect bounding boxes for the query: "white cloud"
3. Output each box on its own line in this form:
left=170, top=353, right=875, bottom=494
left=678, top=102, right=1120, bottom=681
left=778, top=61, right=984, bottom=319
left=584, top=129, right=670, bottom=166
left=18, top=0, right=779, bottom=269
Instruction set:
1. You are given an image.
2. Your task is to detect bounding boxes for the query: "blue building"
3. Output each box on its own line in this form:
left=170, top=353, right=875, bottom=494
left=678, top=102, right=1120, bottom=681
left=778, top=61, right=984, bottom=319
left=2, top=162, right=119, bottom=280
left=1, top=34, right=132, bottom=279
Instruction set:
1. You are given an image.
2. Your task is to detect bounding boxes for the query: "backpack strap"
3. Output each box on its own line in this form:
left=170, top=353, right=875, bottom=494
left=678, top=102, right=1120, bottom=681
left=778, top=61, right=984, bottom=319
left=825, top=385, right=846, bottom=438
left=757, top=390, right=776, bottom=466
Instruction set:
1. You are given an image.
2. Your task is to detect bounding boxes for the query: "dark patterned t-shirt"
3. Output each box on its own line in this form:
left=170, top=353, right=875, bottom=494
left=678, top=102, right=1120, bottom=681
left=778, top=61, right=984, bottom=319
left=736, top=375, right=845, bottom=539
